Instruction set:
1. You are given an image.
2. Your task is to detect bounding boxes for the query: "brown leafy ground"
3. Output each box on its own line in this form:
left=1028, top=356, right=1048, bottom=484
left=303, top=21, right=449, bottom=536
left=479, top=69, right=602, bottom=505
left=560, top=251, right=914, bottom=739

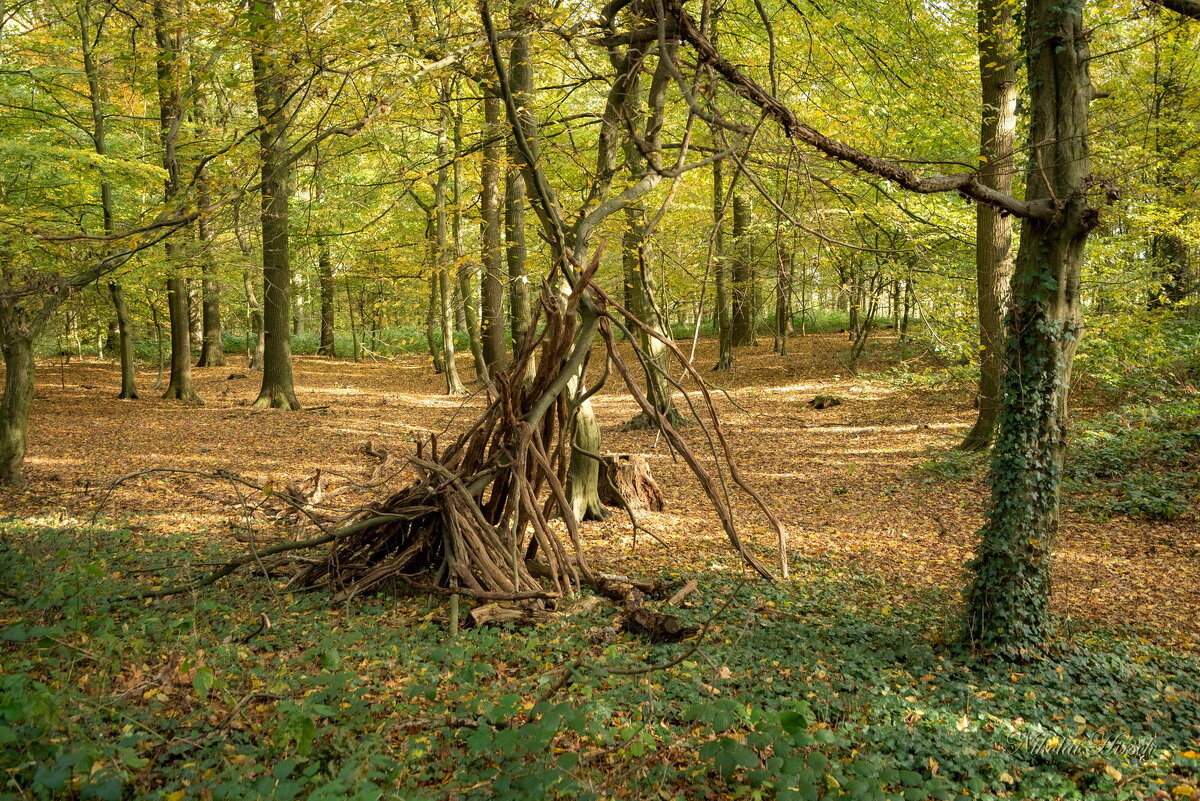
left=3, top=334, right=1197, bottom=649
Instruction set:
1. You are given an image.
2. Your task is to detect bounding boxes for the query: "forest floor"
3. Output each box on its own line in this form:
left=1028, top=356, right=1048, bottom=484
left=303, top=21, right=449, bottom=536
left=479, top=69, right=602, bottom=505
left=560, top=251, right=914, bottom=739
left=4, top=333, right=1199, bottom=801
left=3, top=333, right=1196, bottom=648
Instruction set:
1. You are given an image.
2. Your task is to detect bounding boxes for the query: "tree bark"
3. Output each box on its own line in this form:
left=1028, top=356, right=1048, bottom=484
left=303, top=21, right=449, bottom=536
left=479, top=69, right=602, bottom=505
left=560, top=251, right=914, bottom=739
left=599, top=453, right=664, bottom=512
left=774, top=244, right=792, bottom=356
left=250, top=0, right=299, bottom=410
left=154, top=0, right=200, bottom=402
left=960, top=0, right=1018, bottom=451
left=426, top=270, right=444, bottom=374
left=80, top=0, right=140, bottom=399
left=451, top=103, right=488, bottom=382
left=196, top=182, right=225, bottom=367
left=162, top=275, right=200, bottom=401
left=436, top=96, right=466, bottom=395
left=233, top=200, right=266, bottom=370
left=713, top=158, right=733, bottom=370
left=730, top=192, right=754, bottom=346
left=317, top=236, right=335, bottom=356
left=480, top=85, right=507, bottom=374
left=505, top=24, right=534, bottom=382
left=110, top=283, right=138, bottom=398
left=964, top=0, right=1099, bottom=653
left=0, top=331, right=34, bottom=486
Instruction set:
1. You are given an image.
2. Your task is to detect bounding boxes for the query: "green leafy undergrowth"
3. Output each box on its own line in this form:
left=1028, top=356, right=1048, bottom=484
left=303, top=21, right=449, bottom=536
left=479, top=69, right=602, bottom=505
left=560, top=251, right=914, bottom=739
left=1, top=521, right=1197, bottom=800
left=914, top=396, right=1198, bottom=522
left=1064, top=398, right=1199, bottom=522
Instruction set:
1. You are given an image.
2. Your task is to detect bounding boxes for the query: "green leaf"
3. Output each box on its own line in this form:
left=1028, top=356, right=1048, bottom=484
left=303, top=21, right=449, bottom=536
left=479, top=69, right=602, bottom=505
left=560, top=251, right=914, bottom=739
left=192, top=666, right=215, bottom=701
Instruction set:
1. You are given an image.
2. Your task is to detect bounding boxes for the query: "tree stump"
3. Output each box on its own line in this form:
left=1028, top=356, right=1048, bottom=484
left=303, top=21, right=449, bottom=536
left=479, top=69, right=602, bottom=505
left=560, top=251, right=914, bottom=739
left=598, top=453, right=664, bottom=512
left=807, top=394, right=842, bottom=409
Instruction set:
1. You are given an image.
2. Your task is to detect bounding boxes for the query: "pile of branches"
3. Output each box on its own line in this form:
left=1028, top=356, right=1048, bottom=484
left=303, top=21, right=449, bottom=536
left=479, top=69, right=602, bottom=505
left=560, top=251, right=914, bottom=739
left=292, top=275, right=600, bottom=603
left=288, top=251, right=784, bottom=603
left=115, top=254, right=786, bottom=614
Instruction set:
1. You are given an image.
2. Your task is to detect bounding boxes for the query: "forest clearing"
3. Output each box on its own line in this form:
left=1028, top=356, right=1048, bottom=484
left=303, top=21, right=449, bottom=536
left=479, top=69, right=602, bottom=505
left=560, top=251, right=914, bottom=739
left=4, top=334, right=1199, bottom=800
left=5, top=339, right=1199, bottom=645
left=3, top=0, right=1200, bottom=795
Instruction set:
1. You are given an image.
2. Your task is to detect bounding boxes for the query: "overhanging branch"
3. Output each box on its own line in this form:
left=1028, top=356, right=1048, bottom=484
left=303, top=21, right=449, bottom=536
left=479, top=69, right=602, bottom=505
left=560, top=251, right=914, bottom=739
left=1157, top=0, right=1200, bottom=19
left=661, top=0, right=1055, bottom=220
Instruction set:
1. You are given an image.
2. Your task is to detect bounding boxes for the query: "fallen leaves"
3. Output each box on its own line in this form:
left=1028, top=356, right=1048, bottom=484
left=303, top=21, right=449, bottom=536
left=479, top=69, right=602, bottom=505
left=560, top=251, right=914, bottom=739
left=3, top=335, right=1197, bottom=647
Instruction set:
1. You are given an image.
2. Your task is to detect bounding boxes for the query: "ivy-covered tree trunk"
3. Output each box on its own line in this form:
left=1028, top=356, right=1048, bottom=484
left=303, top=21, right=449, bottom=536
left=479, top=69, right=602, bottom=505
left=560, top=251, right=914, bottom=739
left=964, top=0, right=1099, bottom=653
left=961, top=0, right=1018, bottom=451
left=250, top=0, right=299, bottom=410
left=1149, top=233, right=1193, bottom=307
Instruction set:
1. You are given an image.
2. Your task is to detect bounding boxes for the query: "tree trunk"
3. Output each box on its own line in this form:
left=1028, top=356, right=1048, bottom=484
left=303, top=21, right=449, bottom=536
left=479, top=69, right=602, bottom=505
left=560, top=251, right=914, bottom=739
left=196, top=275, right=224, bottom=367
left=293, top=272, right=306, bottom=336
left=452, top=109, right=487, bottom=382
left=0, top=332, right=35, bottom=486
left=618, top=42, right=680, bottom=429
left=186, top=279, right=201, bottom=350
left=163, top=275, right=200, bottom=401
left=438, top=270, right=464, bottom=395
left=317, top=236, right=335, bottom=356
left=426, top=271, right=444, bottom=374
left=481, top=86, right=507, bottom=375
left=713, top=158, right=733, bottom=370
left=80, top=0, right=139, bottom=399
left=774, top=244, right=792, bottom=356
left=567, top=388, right=609, bottom=522
left=964, top=0, right=1098, bottom=653
left=960, top=0, right=1018, bottom=451
left=1149, top=232, right=1193, bottom=307
left=196, top=198, right=225, bottom=367
left=436, top=96, right=466, bottom=395
left=251, top=0, right=299, bottom=410
left=623, top=205, right=680, bottom=428
left=154, top=0, right=199, bottom=402
left=233, top=200, right=265, bottom=370
left=730, top=192, right=754, bottom=346
left=110, top=282, right=139, bottom=398
left=505, top=25, right=534, bottom=382
left=254, top=169, right=299, bottom=408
